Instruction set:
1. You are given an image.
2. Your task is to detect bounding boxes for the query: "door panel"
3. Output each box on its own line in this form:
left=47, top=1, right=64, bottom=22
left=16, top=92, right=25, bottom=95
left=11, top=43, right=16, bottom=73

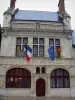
left=36, top=78, right=45, bottom=96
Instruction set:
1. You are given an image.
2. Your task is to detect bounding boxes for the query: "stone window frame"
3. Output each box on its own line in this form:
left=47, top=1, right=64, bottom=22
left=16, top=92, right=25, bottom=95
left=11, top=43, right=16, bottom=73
left=33, top=38, right=44, bottom=57
left=50, top=68, right=70, bottom=88
left=49, top=38, right=61, bottom=58
left=36, top=67, right=40, bottom=74
left=16, top=37, right=28, bottom=56
left=41, top=67, right=46, bottom=74
left=6, top=68, right=31, bottom=88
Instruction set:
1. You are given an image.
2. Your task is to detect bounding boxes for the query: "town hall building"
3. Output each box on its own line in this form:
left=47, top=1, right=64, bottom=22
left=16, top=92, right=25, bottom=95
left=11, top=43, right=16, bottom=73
left=0, top=0, right=75, bottom=100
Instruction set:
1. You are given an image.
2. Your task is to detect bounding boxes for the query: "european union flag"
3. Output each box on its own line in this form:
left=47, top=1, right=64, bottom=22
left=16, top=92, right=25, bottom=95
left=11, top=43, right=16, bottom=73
left=48, top=45, right=54, bottom=61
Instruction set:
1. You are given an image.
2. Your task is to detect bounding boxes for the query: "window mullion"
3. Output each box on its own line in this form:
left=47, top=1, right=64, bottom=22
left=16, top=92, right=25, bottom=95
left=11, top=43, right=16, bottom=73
left=21, top=38, right=23, bottom=51
left=38, top=38, right=39, bottom=57
left=54, top=38, right=55, bottom=52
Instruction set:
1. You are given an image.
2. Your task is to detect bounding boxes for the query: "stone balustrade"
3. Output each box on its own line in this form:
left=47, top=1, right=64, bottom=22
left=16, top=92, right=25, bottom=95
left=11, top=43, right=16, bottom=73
left=10, top=23, right=67, bottom=31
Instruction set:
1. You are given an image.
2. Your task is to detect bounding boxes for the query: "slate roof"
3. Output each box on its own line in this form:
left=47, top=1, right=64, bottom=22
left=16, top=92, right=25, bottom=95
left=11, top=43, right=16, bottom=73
left=12, top=9, right=75, bottom=46
left=72, top=30, right=75, bottom=46
left=12, top=10, right=62, bottom=22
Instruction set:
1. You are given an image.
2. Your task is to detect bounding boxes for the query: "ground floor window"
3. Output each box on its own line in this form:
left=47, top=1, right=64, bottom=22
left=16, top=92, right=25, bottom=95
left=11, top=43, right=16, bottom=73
left=50, top=68, right=70, bottom=88
left=6, top=68, right=31, bottom=88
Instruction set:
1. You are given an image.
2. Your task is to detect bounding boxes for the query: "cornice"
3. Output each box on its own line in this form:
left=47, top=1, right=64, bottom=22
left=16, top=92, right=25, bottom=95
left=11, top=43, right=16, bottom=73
left=2, top=27, right=72, bottom=39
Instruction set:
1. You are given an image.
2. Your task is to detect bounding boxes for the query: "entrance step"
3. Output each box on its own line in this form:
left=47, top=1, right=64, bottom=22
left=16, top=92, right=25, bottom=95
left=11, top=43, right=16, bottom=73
left=0, top=96, right=75, bottom=100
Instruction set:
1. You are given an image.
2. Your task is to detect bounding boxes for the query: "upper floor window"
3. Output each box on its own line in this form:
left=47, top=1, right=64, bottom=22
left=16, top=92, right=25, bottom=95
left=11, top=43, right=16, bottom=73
left=49, top=38, right=61, bottom=58
left=50, top=68, right=70, bottom=88
left=33, top=38, right=44, bottom=57
left=16, top=37, right=28, bottom=56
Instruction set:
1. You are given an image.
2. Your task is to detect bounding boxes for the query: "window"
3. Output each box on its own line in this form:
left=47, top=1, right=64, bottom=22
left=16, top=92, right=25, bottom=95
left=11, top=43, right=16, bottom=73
left=16, top=37, right=28, bottom=56
left=41, top=67, right=45, bottom=74
left=49, top=38, right=60, bottom=58
left=33, top=38, right=44, bottom=57
left=6, top=68, right=31, bottom=88
left=50, top=68, right=70, bottom=88
left=36, top=67, right=40, bottom=74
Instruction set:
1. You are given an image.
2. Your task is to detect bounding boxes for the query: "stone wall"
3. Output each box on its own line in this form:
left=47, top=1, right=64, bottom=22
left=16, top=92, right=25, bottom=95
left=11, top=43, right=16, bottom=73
left=0, top=57, right=75, bottom=97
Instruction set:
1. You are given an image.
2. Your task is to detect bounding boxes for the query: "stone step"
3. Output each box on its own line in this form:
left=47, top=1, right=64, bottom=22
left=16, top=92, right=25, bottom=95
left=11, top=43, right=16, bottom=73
left=0, top=96, right=75, bottom=100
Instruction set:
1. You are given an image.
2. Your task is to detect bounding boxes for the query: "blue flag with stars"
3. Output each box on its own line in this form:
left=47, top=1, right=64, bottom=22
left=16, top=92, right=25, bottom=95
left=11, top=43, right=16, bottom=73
left=48, top=45, right=54, bottom=61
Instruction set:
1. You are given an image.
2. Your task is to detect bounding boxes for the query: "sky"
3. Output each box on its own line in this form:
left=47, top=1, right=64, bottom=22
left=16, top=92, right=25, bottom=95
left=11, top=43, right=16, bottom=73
left=0, top=0, right=75, bottom=30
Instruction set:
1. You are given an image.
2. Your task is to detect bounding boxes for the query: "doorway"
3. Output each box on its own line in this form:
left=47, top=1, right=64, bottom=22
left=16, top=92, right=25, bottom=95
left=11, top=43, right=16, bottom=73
left=36, top=78, right=45, bottom=96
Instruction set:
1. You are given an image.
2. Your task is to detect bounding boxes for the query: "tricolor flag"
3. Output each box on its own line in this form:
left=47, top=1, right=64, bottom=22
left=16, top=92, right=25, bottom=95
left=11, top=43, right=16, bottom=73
left=24, top=45, right=32, bottom=62
left=48, top=45, right=54, bottom=61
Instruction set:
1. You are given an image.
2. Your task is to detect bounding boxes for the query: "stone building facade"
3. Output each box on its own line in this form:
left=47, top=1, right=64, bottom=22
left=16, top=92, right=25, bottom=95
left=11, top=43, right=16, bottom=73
left=0, top=0, right=75, bottom=100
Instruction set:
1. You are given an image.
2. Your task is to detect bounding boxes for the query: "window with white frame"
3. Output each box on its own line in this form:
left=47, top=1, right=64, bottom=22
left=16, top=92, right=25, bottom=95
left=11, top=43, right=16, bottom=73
left=16, top=37, right=28, bottom=56
left=49, top=38, right=61, bottom=58
left=33, top=38, right=44, bottom=57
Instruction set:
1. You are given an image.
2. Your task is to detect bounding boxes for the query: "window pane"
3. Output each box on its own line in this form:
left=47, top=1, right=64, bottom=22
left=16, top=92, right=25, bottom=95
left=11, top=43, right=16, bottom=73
left=14, top=77, right=18, bottom=88
left=59, top=78, right=63, bottom=88
left=56, top=69, right=63, bottom=76
left=15, top=68, right=18, bottom=76
left=55, top=46, right=60, bottom=57
left=33, top=45, right=38, bottom=51
left=16, top=38, right=21, bottom=44
left=49, top=39, right=54, bottom=46
left=18, top=78, right=23, bottom=88
left=39, top=45, right=44, bottom=51
left=33, top=38, right=38, bottom=44
left=51, top=78, right=55, bottom=88
left=23, top=69, right=30, bottom=77
left=23, top=78, right=31, bottom=88
left=56, top=69, right=60, bottom=76
left=55, top=39, right=60, bottom=45
left=51, top=71, right=55, bottom=76
left=16, top=45, right=22, bottom=56
left=57, top=78, right=60, bottom=88
left=39, top=52, right=44, bottom=57
left=39, top=45, right=44, bottom=57
left=19, top=69, right=23, bottom=76
left=16, top=45, right=21, bottom=52
left=36, top=67, right=40, bottom=74
left=22, top=45, right=27, bottom=56
left=23, top=38, right=28, bottom=44
left=15, top=77, right=18, bottom=82
left=33, top=51, right=38, bottom=57
left=64, top=78, right=70, bottom=88
left=33, top=45, right=38, bottom=57
left=64, top=71, right=69, bottom=76
left=42, top=67, right=45, bottom=74
left=39, top=38, right=44, bottom=44
left=60, top=69, right=63, bottom=76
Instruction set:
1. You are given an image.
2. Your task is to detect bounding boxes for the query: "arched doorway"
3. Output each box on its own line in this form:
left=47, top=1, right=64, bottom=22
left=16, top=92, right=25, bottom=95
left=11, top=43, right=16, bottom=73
left=36, top=78, right=45, bottom=96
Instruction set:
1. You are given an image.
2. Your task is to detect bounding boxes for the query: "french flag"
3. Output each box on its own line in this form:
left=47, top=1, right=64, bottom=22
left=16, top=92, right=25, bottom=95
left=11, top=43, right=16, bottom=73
left=24, top=45, right=32, bottom=62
